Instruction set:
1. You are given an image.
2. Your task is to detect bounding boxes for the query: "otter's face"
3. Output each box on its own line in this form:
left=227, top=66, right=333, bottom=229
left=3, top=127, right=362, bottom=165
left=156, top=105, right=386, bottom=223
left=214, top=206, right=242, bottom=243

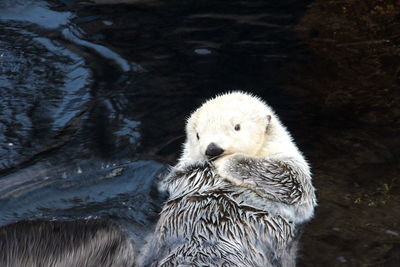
left=185, top=109, right=271, bottom=161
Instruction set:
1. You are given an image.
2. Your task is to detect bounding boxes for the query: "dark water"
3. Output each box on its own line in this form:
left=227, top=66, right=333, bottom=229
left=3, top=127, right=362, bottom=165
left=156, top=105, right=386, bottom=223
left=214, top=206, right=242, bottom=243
left=0, top=0, right=399, bottom=266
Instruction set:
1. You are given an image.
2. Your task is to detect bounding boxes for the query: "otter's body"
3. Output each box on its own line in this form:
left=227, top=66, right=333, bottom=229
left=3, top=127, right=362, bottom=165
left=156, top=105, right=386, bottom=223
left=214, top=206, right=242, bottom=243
left=141, top=162, right=307, bottom=266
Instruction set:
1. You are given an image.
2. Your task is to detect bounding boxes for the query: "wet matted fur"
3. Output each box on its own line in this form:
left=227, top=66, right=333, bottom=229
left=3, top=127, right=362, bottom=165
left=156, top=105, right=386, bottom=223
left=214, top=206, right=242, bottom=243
left=140, top=162, right=313, bottom=267
left=0, top=220, right=135, bottom=267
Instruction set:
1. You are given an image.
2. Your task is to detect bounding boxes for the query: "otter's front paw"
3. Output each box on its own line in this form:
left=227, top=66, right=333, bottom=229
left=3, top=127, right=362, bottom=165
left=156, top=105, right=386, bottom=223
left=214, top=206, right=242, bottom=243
left=213, top=154, right=248, bottom=186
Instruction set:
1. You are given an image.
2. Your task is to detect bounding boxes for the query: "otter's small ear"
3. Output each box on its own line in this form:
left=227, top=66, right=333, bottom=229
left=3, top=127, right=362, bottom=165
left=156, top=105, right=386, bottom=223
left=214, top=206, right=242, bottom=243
left=266, top=115, right=272, bottom=131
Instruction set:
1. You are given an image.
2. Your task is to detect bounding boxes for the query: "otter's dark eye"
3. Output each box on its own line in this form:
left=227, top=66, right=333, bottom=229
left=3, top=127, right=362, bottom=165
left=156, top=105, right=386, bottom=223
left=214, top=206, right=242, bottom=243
left=234, top=124, right=241, bottom=131
left=196, top=133, right=200, bottom=140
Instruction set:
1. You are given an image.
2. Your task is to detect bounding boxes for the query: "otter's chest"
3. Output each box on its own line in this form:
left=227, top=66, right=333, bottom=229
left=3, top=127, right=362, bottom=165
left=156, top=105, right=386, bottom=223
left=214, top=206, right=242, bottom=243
left=160, top=188, right=296, bottom=249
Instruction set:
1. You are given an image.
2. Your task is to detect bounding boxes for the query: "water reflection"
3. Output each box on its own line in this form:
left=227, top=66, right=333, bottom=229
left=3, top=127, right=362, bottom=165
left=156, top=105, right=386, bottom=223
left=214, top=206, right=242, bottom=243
left=0, top=0, right=143, bottom=172
left=0, top=27, right=91, bottom=170
left=0, top=0, right=72, bottom=29
left=0, top=160, right=166, bottom=227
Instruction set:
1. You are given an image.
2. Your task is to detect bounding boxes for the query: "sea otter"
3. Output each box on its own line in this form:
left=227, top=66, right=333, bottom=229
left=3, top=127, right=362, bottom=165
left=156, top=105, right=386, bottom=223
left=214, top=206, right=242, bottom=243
left=139, top=92, right=317, bottom=266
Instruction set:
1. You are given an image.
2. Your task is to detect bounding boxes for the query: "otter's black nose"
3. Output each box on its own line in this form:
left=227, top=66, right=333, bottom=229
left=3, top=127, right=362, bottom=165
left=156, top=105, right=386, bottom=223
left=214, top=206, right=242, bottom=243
left=205, top=143, right=224, bottom=158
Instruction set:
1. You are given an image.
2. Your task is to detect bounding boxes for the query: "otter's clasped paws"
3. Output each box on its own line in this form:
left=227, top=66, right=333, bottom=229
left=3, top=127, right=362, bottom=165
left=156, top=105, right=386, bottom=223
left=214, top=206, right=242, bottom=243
left=213, top=154, right=250, bottom=187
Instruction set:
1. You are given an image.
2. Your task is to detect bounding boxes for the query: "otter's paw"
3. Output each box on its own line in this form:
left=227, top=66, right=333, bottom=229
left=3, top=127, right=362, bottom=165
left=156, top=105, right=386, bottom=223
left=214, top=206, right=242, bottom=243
left=214, top=154, right=249, bottom=186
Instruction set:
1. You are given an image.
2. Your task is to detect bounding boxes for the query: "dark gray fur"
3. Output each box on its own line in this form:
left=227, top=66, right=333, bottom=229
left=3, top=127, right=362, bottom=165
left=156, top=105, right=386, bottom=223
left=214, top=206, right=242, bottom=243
left=0, top=220, right=136, bottom=267
left=140, top=159, right=316, bottom=267
left=222, top=155, right=316, bottom=215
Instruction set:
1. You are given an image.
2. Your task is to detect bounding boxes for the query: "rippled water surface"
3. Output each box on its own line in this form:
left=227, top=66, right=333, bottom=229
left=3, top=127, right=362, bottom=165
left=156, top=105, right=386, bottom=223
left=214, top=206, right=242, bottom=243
left=0, top=0, right=399, bottom=265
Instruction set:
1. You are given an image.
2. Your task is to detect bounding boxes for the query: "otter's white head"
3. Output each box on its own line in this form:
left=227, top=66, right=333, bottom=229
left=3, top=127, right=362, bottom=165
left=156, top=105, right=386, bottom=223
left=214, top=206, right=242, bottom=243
left=179, top=91, right=301, bottom=164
